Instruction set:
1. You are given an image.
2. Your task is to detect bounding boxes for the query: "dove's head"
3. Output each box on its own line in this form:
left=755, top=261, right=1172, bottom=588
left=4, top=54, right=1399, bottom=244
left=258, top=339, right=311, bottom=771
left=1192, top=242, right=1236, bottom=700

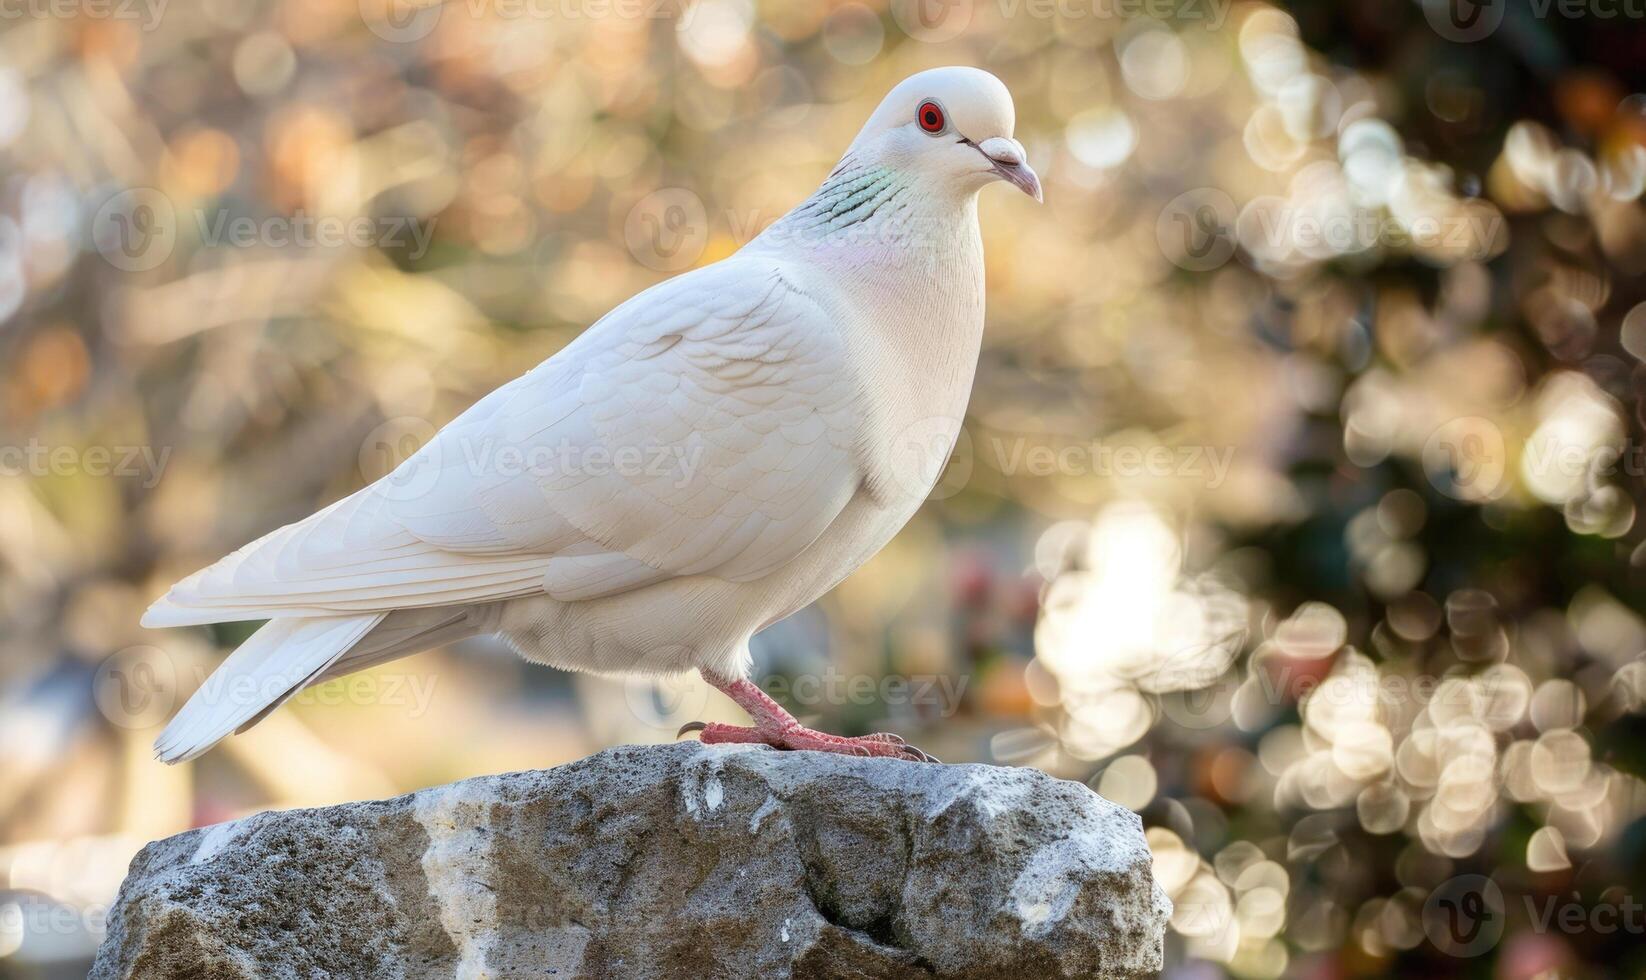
left=845, top=67, right=1040, bottom=203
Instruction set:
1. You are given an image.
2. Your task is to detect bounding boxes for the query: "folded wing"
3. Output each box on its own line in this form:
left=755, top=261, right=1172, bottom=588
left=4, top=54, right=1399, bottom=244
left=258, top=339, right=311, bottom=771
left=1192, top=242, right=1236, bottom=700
left=143, top=260, right=862, bottom=627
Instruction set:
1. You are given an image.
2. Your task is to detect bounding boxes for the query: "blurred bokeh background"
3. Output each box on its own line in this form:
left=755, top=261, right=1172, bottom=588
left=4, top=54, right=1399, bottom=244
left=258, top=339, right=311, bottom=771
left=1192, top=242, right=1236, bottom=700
left=4, top=0, right=1646, bottom=975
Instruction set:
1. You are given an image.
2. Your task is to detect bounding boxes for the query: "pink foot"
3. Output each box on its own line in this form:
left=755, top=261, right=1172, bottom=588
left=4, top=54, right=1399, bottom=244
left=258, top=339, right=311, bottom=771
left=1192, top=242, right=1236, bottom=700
left=680, top=720, right=938, bottom=761
left=678, top=671, right=939, bottom=763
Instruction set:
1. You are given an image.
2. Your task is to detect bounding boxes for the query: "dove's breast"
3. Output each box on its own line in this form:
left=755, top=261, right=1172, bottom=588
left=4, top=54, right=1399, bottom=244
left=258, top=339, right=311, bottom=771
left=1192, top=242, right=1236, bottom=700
left=494, top=201, right=989, bottom=679
left=741, top=202, right=990, bottom=618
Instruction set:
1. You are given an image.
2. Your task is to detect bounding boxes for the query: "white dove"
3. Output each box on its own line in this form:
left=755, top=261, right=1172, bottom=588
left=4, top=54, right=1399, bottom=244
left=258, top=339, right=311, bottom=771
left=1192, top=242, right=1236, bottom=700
left=144, top=66, right=1040, bottom=764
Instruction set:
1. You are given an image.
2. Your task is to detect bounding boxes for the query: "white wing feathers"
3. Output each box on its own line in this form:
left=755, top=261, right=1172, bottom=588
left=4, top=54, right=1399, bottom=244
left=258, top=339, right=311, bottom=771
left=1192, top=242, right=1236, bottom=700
left=153, top=613, right=386, bottom=763
left=142, top=260, right=861, bottom=628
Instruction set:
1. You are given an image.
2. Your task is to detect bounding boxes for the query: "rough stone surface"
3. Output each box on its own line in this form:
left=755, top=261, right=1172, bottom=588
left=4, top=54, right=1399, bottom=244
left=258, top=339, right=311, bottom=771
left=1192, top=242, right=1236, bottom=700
left=93, top=743, right=1170, bottom=979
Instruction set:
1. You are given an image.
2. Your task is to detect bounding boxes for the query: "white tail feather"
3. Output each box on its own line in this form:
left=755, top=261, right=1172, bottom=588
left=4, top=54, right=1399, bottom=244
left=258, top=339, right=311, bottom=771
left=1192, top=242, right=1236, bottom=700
left=154, top=613, right=385, bottom=764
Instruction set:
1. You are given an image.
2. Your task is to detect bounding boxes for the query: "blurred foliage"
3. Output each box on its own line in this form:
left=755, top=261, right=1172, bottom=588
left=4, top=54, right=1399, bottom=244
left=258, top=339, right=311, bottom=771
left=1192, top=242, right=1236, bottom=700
left=2, top=0, right=1646, bottom=976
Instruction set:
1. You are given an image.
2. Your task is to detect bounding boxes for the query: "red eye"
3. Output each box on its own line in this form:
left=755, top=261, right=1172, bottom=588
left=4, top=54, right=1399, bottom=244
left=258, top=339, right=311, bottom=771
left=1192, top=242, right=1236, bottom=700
left=917, top=100, right=945, bottom=134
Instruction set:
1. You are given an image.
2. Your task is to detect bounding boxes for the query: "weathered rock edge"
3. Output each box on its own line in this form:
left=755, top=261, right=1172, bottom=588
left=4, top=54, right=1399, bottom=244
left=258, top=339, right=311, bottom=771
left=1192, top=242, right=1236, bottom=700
left=93, top=742, right=1170, bottom=979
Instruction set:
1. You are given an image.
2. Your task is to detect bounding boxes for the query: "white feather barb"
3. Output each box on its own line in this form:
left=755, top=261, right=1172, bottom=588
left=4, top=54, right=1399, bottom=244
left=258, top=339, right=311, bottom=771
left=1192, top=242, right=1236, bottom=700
left=153, top=613, right=385, bottom=764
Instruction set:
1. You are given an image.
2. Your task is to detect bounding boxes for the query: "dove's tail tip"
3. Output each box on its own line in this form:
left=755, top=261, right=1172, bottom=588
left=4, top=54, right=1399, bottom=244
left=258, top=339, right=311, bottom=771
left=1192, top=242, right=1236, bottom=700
left=151, top=612, right=385, bottom=764
left=139, top=599, right=179, bottom=630
left=141, top=587, right=255, bottom=629
left=140, top=585, right=219, bottom=629
left=153, top=740, right=207, bottom=765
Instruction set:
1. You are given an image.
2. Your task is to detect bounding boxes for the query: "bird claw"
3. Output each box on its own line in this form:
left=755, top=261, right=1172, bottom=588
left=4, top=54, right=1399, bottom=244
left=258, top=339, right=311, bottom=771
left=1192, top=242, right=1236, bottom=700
left=899, top=744, right=941, bottom=763
left=863, top=732, right=939, bottom=762
left=676, top=720, right=707, bottom=739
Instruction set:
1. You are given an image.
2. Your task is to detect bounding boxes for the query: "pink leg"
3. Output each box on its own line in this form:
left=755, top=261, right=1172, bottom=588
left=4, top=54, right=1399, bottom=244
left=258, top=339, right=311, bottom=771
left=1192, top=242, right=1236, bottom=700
left=678, top=670, right=939, bottom=763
